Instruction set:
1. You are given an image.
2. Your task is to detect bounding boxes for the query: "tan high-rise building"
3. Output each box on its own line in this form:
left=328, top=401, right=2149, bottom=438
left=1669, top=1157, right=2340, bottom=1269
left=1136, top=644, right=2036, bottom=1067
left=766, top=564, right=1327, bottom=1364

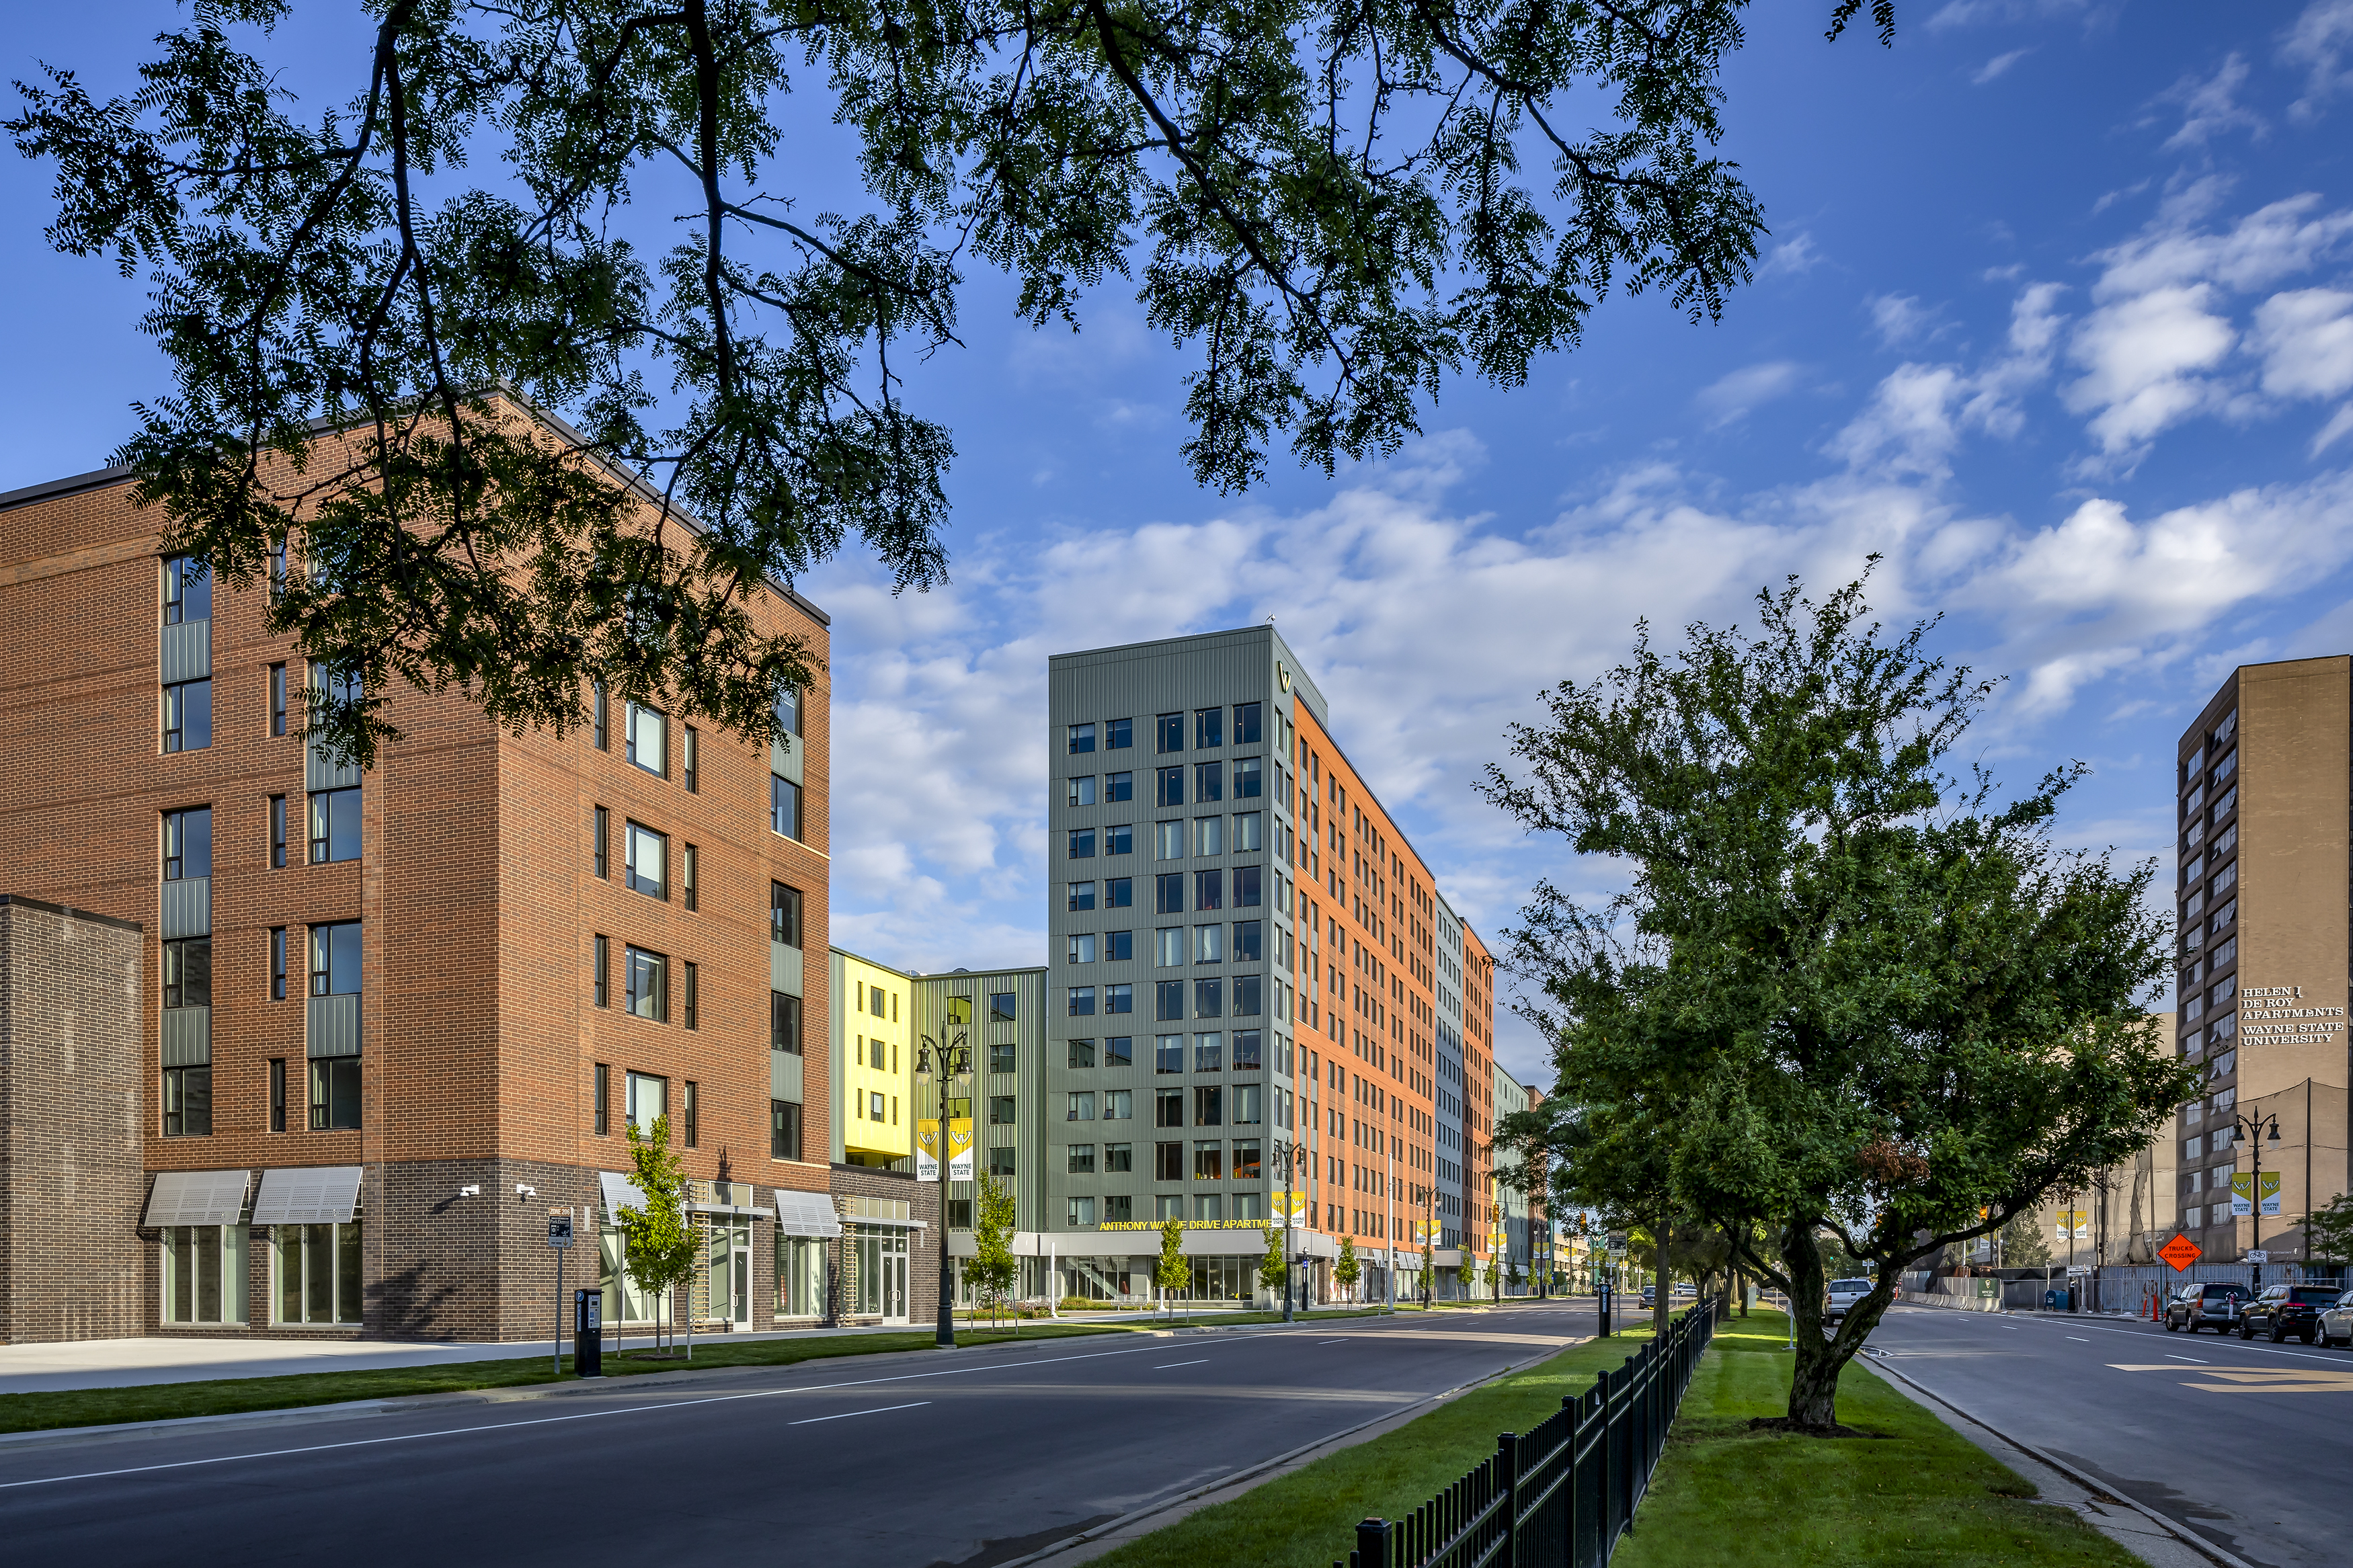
left=2173, top=657, right=2351, bottom=1268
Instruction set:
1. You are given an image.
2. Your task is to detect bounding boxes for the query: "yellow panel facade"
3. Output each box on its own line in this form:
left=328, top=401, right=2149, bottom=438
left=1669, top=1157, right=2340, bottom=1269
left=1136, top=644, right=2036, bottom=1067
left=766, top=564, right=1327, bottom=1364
left=838, top=950, right=914, bottom=1167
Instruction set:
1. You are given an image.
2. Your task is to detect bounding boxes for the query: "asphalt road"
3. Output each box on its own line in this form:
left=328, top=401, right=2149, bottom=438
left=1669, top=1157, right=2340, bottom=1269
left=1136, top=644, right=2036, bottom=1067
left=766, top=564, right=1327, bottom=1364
left=1871, top=1305, right=2353, bottom=1567
left=0, top=1305, right=1599, bottom=1568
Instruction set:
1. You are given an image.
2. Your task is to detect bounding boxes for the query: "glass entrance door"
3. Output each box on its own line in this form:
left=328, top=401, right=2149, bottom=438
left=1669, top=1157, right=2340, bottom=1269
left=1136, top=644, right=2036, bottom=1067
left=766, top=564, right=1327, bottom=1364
left=881, top=1229, right=908, bottom=1324
left=705, top=1221, right=753, bottom=1328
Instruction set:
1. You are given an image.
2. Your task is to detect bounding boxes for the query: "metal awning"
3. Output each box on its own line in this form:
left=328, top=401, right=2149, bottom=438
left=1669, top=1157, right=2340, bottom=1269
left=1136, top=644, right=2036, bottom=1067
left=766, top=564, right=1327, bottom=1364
left=600, top=1170, right=650, bottom=1222
left=142, top=1169, right=251, bottom=1229
left=249, top=1165, right=363, bottom=1226
left=774, top=1188, right=842, bottom=1237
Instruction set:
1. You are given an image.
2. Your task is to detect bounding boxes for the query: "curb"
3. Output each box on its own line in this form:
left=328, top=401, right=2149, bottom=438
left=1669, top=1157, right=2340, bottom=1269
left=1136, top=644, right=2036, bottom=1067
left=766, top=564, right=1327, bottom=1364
left=1864, top=1352, right=2258, bottom=1568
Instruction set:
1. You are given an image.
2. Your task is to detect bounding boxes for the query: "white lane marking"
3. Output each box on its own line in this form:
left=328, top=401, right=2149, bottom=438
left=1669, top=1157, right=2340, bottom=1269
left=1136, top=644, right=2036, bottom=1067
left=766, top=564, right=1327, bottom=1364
left=2066, top=1336, right=2089, bottom=1342
left=1318, top=1339, right=1347, bottom=1345
left=789, top=1401, right=930, bottom=1426
left=1991, top=1317, right=2353, bottom=1368
left=1154, top=1360, right=1209, bottom=1370
left=2165, top=1355, right=2209, bottom=1364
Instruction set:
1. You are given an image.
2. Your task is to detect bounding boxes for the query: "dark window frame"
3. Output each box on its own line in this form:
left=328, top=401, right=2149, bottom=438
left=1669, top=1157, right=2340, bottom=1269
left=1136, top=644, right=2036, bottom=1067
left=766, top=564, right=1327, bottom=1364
left=269, top=794, right=287, bottom=868
left=269, top=1057, right=287, bottom=1132
left=595, top=1062, right=611, bottom=1134
left=771, top=881, right=805, bottom=947
left=270, top=663, right=288, bottom=736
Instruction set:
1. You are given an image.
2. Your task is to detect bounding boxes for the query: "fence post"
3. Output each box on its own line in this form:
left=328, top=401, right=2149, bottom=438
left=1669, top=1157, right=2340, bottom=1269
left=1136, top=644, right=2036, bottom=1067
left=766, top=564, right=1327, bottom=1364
left=1495, top=1431, right=1520, bottom=1568
left=1355, top=1517, right=1391, bottom=1568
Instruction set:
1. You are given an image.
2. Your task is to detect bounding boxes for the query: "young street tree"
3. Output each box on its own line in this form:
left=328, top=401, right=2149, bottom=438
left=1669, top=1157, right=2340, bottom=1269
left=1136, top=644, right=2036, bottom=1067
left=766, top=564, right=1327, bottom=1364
left=1154, top=1218, right=1189, bottom=1324
left=971, top=1173, right=1020, bottom=1331
left=7, top=1, right=1897, bottom=766
left=1257, top=1225, right=1287, bottom=1307
left=1486, top=575, right=2194, bottom=1431
left=1334, top=1237, right=1360, bottom=1304
left=617, top=1114, right=698, bottom=1356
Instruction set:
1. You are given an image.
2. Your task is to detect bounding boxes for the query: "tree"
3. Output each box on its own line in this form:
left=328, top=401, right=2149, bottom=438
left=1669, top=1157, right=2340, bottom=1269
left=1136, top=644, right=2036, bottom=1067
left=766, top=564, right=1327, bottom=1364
left=2307, top=1194, right=2353, bottom=1266
left=1486, top=574, right=2194, bottom=1431
left=1257, top=1225, right=1287, bottom=1307
left=1154, top=1217, right=1189, bottom=1325
left=970, top=1172, right=1020, bottom=1331
left=3, top=2, right=1909, bottom=768
left=1334, top=1237, right=1360, bottom=1304
left=616, top=1114, right=699, bottom=1356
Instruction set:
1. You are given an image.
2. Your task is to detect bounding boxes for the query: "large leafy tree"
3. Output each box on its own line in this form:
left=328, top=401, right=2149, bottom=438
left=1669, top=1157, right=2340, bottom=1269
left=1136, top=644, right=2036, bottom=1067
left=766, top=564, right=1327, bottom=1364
left=1486, top=575, right=2193, bottom=1432
left=9, top=0, right=1888, bottom=763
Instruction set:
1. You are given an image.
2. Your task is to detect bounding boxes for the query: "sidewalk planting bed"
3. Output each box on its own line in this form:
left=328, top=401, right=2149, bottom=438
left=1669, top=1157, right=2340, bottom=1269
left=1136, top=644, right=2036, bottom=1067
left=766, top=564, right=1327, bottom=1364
left=1612, top=1310, right=2141, bottom=1567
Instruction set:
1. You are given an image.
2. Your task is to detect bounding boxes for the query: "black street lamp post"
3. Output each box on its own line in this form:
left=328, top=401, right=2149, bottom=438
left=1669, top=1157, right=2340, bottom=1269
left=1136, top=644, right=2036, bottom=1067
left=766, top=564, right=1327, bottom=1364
left=1271, top=1134, right=1304, bottom=1322
left=916, top=1021, right=973, bottom=1350
left=2230, top=1106, right=2284, bottom=1290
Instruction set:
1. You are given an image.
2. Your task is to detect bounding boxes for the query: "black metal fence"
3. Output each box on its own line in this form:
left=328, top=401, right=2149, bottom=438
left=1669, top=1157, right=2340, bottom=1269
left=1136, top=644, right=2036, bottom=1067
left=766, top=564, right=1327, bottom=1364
left=1334, top=1302, right=1716, bottom=1568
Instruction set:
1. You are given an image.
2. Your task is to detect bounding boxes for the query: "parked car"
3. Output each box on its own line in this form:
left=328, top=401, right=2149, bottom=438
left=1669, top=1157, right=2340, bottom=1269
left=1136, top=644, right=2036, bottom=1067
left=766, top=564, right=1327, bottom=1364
left=2239, top=1284, right=2341, bottom=1343
left=1824, top=1278, right=1873, bottom=1323
left=2315, top=1291, right=2353, bottom=1347
left=1639, top=1284, right=1657, bottom=1307
left=2164, top=1281, right=2253, bottom=1333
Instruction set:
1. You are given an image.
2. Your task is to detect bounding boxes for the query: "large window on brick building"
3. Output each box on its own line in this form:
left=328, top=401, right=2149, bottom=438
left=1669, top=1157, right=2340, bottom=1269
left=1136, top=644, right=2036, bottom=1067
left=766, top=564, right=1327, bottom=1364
left=772, top=1099, right=804, bottom=1160
left=309, top=786, right=360, bottom=862
left=308, top=921, right=362, bottom=1130
left=163, top=1225, right=247, bottom=1324
left=772, top=991, right=803, bottom=1054
left=771, top=882, right=803, bottom=947
left=276, top=1223, right=361, bottom=1325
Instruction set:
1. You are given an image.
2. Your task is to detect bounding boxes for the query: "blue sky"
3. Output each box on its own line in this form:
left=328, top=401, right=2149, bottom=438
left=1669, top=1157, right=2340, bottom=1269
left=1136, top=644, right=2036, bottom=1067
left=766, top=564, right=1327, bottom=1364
left=8, top=1, right=2352, bottom=1083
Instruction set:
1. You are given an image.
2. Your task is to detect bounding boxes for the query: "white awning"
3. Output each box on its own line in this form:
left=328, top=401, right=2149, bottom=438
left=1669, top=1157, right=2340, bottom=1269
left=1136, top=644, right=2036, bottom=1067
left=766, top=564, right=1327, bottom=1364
left=249, top=1165, right=363, bottom=1226
left=143, top=1169, right=251, bottom=1229
left=600, top=1170, right=651, bottom=1223
left=774, top=1188, right=842, bottom=1237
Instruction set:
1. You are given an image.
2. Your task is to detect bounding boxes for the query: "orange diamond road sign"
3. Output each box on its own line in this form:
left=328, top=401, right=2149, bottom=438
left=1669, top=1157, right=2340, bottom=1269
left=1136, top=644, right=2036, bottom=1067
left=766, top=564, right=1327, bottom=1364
left=2159, top=1234, right=2203, bottom=1272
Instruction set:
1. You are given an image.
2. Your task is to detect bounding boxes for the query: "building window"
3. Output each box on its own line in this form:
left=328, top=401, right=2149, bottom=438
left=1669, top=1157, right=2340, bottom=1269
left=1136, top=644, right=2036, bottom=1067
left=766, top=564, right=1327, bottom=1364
left=1156, top=1142, right=1185, bottom=1180
left=163, top=679, right=213, bottom=752
left=683, top=1080, right=699, bottom=1147
left=595, top=1062, right=611, bottom=1133
left=1069, top=828, right=1096, bottom=858
left=1068, top=987, right=1096, bottom=1016
left=776, top=686, right=804, bottom=739
left=268, top=536, right=287, bottom=599
left=1067, top=1092, right=1096, bottom=1122
left=1069, top=932, right=1098, bottom=964
left=1106, top=718, right=1133, bottom=749
left=991, top=991, right=1018, bottom=1022
left=1107, top=878, right=1133, bottom=908
left=1156, top=1086, right=1185, bottom=1126
left=682, top=843, right=698, bottom=911
left=163, top=807, right=211, bottom=882
left=1235, top=702, right=1261, bottom=744
left=1234, top=975, right=1262, bottom=1015
left=772, top=775, right=804, bottom=840
left=772, top=881, right=804, bottom=946
left=264, top=794, right=286, bottom=868
left=682, top=725, right=698, bottom=793
left=625, top=821, right=668, bottom=899
left=163, top=935, right=212, bottom=1012
left=1156, top=1035, right=1185, bottom=1075
left=992, top=1145, right=1018, bottom=1177
left=1234, top=757, right=1262, bottom=798
left=1157, top=927, right=1183, bottom=967
left=1193, top=816, right=1224, bottom=857
left=1193, top=923, right=1225, bottom=964
left=1070, top=1141, right=1097, bottom=1172
left=1194, top=1141, right=1224, bottom=1181
left=1105, top=825, right=1133, bottom=857
left=163, top=554, right=212, bottom=625
left=1233, top=1140, right=1263, bottom=1181
left=163, top=1062, right=212, bottom=1137
left=270, top=664, right=287, bottom=736
left=1234, top=1028, right=1263, bottom=1070
left=1195, top=1034, right=1224, bottom=1075
left=270, top=1057, right=287, bottom=1131
left=309, top=1057, right=360, bottom=1130
left=1195, top=762, right=1223, bottom=802
left=309, top=787, right=360, bottom=863
left=626, top=702, right=668, bottom=776
left=1156, top=873, right=1185, bottom=915
left=270, top=926, right=287, bottom=1000
left=310, top=920, right=361, bottom=997
left=1068, top=1196, right=1097, bottom=1227
left=1156, top=980, right=1185, bottom=1022
left=592, top=681, right=609, bottom=749
left=1107, top=1037, right=1134, bottom=1068
left=1195, top=708, right=1222, bottom=749
left=1156, top=767, right=1185, bottom=807
left=593, top=806, right=610, bottom=878
left=1234, top=866, right=1262, bottom=907
left=1106, top=930, right=1134, bottom=962
left=1106, top=771, right=1134, bottom=802
left=1157, top=712, right=1185, bottom=753
left=990, top=1039, right=1017, bottom=1073
left=1106, top=983, right=1133, bottom=1014
left=1234, top=920, right=1263, bottom=962
left=990, top=1095, right=1018, bottom=1126
left=772, top=991, right=803, bottom=1054
left=1070, top=1039, right=1097, bottom=1069
left=626, top=1071, right=667, bottom=1137
left=772, top=1100, right=804, bottom=1159
left=1195, top=869, right=1224, bottom=910
left=594, top=934, right=610, bottom=1007
left=625, top=946, right=669, bottom=1022
left=1105, top=1141, right=1134, bottom=1172
left=1069, top=722, right=1097, bottom=754
left=1234, top=1082, right=1264, bottom=1124
left=1067, top=881, right=1096, bottom=911
left=1235, top=812, right=1261, bottom=853
left=683, top=962, right=699, bottom=1030
left=274, top=1222, right=362, bottom=1325
left=1105, top=1195, right=1134, bottom=1223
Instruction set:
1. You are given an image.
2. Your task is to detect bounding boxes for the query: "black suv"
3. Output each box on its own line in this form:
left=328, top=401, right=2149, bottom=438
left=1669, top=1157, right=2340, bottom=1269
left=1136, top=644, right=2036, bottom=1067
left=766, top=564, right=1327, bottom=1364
left=2239, top=1284, right=2340, bottom=1344
left=2164, top=1281, right=2252, bottom=1333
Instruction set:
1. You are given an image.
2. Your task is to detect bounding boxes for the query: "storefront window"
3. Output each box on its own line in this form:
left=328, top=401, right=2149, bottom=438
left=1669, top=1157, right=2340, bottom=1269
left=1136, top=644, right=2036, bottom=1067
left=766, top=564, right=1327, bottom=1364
left=775, top=1233, right=826, bottom=1317
left=600, top=1223, right=657, bottom=1325
left=274, top=1222, right=362, bottom=1324
left=163, top=1225, right=248, bottom=1323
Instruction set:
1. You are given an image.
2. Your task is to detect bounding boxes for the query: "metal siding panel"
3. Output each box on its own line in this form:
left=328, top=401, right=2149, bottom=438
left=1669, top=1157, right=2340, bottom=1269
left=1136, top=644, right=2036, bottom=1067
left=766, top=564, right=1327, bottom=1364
left=771, top=734, right=805, bottom=785
left=772, top=1048, right=804, bottom=1102
left=161, top=1005, right=212, bottom=1066
left=160, top=876, right=211, bottom=940
left=771, top=940, right=803, bottom=997
left=141, top=1168, right=251, bottom=1228
left=306, top=992, right=361, bottom=1058
left=159, top=618, right=212, bottom=684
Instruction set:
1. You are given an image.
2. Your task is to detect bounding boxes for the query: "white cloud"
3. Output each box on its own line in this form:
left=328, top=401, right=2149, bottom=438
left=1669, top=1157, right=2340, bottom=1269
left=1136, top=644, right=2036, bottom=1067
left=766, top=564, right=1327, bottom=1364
left=1829, top=283, right=2065, bottom=476
left=1973, top=47, right=2034, bottom=83
left=2156, top=54, right=2265, bottom=151
left=2315, top=403, right=2353, bottom=454
left=2064, top=284, right=2237, bottom=456
left=2250, top=288, right=2353, bottom=399
left=1694, top=361, right=1804, bottom=427
left=2283, top=0, right=2353, bottom=121
left=1759, top=233, right=1823, bottom=278
left=1866, top=292, right=1940, bottom=347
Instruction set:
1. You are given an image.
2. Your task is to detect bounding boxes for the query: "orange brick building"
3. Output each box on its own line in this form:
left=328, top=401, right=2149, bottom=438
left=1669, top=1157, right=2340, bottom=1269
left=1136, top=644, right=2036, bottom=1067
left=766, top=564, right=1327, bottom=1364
left=0, top=421, right=922, bottom=1342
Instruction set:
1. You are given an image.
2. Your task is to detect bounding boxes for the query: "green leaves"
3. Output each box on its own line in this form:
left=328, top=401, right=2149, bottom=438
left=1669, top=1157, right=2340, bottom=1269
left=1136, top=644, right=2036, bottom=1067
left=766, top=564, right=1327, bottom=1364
left=13, top=0, right=1801, bottom=760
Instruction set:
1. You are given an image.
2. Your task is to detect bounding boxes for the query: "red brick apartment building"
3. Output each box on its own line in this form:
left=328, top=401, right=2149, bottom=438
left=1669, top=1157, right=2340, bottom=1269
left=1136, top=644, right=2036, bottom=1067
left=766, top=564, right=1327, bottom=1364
left=0, top=424, right=928, bottom=1343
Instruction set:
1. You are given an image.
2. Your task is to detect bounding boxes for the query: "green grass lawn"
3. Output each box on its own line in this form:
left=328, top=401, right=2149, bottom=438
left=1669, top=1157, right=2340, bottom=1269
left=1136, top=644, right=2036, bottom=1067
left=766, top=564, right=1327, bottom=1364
left=1088, top=1316, right=1671, bottom=1568
left=1613, top=1310, right=2141, bottom=1568
left=0, top=1321, right=1128, bottom=1436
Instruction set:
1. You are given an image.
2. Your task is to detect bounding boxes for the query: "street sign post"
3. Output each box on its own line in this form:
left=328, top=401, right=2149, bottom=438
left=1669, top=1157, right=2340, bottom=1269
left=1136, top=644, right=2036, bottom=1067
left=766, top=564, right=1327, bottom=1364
left=2158, top=1234, right=2202, bottom=1272
left=549, top=1212, right=575, bottom=1372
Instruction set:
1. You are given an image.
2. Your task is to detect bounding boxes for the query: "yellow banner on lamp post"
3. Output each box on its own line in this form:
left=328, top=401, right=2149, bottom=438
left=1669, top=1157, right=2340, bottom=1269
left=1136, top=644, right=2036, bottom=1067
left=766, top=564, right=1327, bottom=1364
left=916, top=1118, right=975, bottom=1181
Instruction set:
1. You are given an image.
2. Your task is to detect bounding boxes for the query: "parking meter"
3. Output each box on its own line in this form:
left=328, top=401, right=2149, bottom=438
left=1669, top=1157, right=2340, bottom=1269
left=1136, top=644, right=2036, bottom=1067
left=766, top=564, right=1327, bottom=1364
left=1597, top=1281, right=1612, bottom=1338
left=575, top=1288, right=603, bottom=1377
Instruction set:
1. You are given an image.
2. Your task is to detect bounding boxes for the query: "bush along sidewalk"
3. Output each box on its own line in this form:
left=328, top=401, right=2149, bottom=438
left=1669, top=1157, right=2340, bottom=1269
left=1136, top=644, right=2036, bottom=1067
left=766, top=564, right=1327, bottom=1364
left=1336, top=1303, right=1716, bottom=1568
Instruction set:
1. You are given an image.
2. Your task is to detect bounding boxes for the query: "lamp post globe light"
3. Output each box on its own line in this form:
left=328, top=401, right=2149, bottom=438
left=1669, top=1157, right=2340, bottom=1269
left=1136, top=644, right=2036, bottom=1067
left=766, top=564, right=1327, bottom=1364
left=1271, top=1134, right=1304, bottom=1322
left=916, top=1023, right=972, bottom=1350
left=2231, top=1106, right=2284, bottom=1290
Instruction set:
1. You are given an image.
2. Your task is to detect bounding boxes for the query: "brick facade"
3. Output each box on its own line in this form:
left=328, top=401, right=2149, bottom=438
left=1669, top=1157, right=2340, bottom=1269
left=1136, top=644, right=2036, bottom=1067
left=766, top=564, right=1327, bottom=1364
left=0, top=415, right=835, bottom=1342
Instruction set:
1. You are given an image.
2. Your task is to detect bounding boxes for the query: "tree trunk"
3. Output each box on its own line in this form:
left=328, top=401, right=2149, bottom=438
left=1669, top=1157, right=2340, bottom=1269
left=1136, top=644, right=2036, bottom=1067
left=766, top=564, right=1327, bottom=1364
left=1653, top=1214, right=1671, bottom=1339
left=1778, top=1219, right=1901, bottom=1431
